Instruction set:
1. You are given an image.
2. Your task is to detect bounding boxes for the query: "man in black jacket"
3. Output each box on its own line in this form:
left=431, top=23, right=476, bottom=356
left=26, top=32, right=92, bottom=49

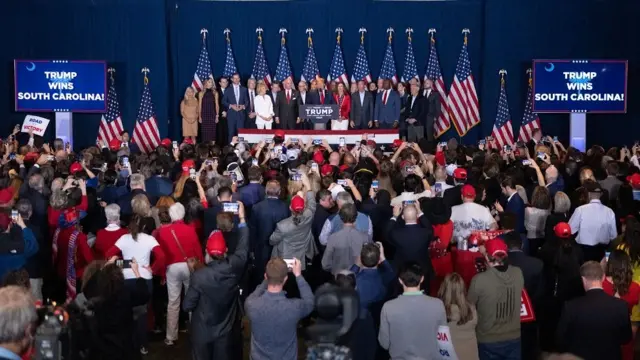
left=183, top=204, right=249, bottom=360
left=556, top=261, right=631, bottom=360
left=16, top=199, right=48, bottom=301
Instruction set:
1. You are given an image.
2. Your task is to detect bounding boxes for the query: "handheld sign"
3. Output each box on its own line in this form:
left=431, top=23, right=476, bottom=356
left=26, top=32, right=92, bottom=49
left=21, top=115, right=50, bottom=136
left=436, top=326, right=458, bottom=360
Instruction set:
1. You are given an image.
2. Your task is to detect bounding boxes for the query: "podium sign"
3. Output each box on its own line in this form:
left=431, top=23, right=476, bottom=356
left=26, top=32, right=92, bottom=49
left=299, top=105, right=338, bottom=123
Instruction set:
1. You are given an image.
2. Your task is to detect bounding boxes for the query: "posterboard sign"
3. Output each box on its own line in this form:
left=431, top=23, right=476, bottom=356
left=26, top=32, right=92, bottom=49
left=21, top=115, right=50, bottom=136
left=437, top=325, right=458, bottom=360
left=14, top=60, right=107, bottom=112
left=520, top=289, right=536, bottom=323
left=299, top=105, right=339, bottom=123
left=532, top=59, right=627, bottom=113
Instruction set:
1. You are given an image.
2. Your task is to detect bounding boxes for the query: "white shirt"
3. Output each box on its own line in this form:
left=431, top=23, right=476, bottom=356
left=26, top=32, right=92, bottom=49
left=300, top=91, right=306, bottom=104
left=271, top=92, right=278, bottom=103
left=390, top=190, right=432, bottom=207
left=410, top=96, right=416, bottom=109
left=451, top=202, right=497, bottom=241
left=233, top=84, right=240, bottom=103
left=568, top=199, right=617, bottom=246
left=423, top=89, right=431, bottom=98
left=254, top=94, right=274, bottom=121
left=359, top=91, right=365, bottom=105
left=115, top=233, right=159, bottom=280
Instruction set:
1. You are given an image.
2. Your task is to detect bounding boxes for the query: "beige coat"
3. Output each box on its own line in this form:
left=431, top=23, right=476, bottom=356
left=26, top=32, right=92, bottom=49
left=448, top=304, right=479, bottom=360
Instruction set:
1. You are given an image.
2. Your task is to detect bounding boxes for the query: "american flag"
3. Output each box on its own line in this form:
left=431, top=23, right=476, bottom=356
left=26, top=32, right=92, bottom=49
left=327, top=28, right=348, bottom=84
left=301, top=29, right=320, bottom=82
left=518, top=71, right=541, bottom=142
left=97, top=70, right=124, bottom=145
left=491, top=72, right=514, bottom=148
left=191, top=29, right=214, bottom=92
left=379, top=29, right=398, bottom=84
left=447, top=30, right=480, bottom=136
left=251, top=28, right=272, bottom=86
left=132, top=72, right=161, bottom=153
left=222, top=29, right=238, bottom=77
left=351, top=29, right=372, bottom=83
left=425, top=30, right=451, bottom=138
left=401, top=29, right=418, bottom=82
left=274, top=28, right=293, bottom=82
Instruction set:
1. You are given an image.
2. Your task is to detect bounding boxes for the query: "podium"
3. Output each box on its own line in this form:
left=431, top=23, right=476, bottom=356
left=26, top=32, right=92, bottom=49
left=300, top=104, right=339, bottom=130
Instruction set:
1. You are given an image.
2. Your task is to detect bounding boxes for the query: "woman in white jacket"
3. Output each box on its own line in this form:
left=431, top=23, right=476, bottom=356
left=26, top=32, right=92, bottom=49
left=254, top=81, right=275, bottom=129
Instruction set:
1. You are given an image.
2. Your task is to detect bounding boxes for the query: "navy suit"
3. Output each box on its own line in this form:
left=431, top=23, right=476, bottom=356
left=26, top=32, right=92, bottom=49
left=504, top=192, right=526, bottom=233
left=222, top=84, right=249, bottom=140
left=307, top=89, right=336, bottom=105
left=373, top=89, right=401, bottom=128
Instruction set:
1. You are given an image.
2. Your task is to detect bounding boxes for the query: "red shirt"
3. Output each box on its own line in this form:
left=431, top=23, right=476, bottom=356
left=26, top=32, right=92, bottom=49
left=53, top=227, right=94, bottom=280
left=94, top=226, right=129, bottom=260
left=603, top=279, right=640, bottom=313
left=156, top=221, right=204, bottom=267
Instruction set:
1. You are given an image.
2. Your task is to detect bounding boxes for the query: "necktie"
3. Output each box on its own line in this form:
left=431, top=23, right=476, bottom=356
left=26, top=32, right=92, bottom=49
left=411, top=96, right=415, bottom=109
left=320, top=91, right=325, bottom=104
left=286, top=90, right=291, bottom=103
left=382, top=90, right=388, bottom=105
left=234, top=86, right=239, bottom=104
left=250, top=91, right=255, bottom=111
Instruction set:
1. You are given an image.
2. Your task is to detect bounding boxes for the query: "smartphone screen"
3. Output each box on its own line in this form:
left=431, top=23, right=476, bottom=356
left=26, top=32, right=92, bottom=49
left=434, top=183, right=442, bottom=195
left=313, top=139, right=322, bottom=145
left=403, top=200, right=416, bottom=207
left=311, top=163, right=318, bottom=170
left=252, top=159, right=258, bottom=167
left=223, top=202, right=239, bottom=214
left=11, top=210, right=18, bottom=221
left=405, top=165, right=414, bottom=173
left=553, top=136, right=558, bottom=142
left=522, top=160, right=531, bottom=166
left=292, top=174, right=302, bottom=181
left=189, top=168, right=197, bottom=180
left=438, top=142, right=447, bottom=148
left=172, top=141, right=178, bottom=149
left=478, top=139, right=486, bottom=145
left=290, top=138, right=298, bottom=144
left=284, top=259, right=295, bottom=271
left=238, top=137, right=244, bottom=143
left=116, top=259, right=132, bottom=269
left=371, top=180, right=379, bottom=190
left=337, top=179, right=347, bottom=186
left=339, top=137, right=346, bottom=147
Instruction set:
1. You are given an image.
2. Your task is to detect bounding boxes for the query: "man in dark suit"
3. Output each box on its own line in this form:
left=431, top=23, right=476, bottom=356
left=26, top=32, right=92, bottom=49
left=373, top=79, right=401, bottom=129
left=268, top=81, right=280, bottom=106
left=556, top=261, right=631, bottom=360
left=503, top=231, right=544, bottom=360
left=307, top=78, right=335, bottom=106
left=222, top=73, right=249, bottom=141
left=526, top=128, right=543, bottom=157
left=385, top=203, right=433, bottom=285
left=349, top=80, right=374, bottom=129
left=402, top=81, right=425, bottom=142
left=246, top=78, right=257, bottom=129
left=274, top=78, right=298, bottom=130
left=296, top=80, right=311, bottom=130
left=443, top=168, right=467, bottom=208
left=422, top=78, right=441, bottom=141
left=496, top=176, right=525, bottom=234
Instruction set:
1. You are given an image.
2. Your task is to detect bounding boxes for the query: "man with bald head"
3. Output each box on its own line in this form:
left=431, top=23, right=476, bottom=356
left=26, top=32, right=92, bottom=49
left=274, top=78, right=298, bottom=130
left=385, top=203, right=434, bottom=279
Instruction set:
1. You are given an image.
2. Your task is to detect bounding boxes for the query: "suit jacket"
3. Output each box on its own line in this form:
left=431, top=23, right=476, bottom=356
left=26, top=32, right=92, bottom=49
left=223, top=85, right=249, bottom=122
left=422, top=89, right=441, bottom=140
left=333, top=93, right=351, bottom=119
left=556, top=289, right=631, bottom=360
left=308, top=89, right=336, bottom=105
left=297, top=91, right=309, bottom=106
left=504, top=193, right=526, bottom=234
left=249, top=198, right=291, bottom=267
left=373, top=90, right=401, bottom=125
left=599, top=176, right=623, bottom=203
left=402, top=94, right=425, bottom=130
left=443, top=185, right=463, bottom=208
left=385, top=216, right=434, bottom=277
left=350, top=91, right=374, bottom=127
left=507, top=250, right=544, bottom=306
left=274, top=90, right=299, bottom=129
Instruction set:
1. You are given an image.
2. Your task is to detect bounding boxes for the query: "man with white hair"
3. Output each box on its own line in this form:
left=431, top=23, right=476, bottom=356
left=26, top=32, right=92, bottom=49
left=95, top=204, right=128, bottom=260
left=117, top=173, right=149, bottom=223
left=274, top=78, right=298, bottom=130
left=545, top=165, right=565, bottom=198
left=0, top=286, right=38, bottom=359
left=319, top=191, right=372, bottom=246
left=155, top=202, right=204, bottom=346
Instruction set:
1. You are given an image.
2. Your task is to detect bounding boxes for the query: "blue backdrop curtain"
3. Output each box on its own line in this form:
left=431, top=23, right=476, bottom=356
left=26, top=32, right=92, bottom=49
left=0, top=0, right=638, bottom=150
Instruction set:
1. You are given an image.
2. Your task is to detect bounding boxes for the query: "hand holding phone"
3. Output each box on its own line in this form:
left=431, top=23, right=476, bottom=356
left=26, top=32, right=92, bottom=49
left=223, top=202, right=239, bottom=214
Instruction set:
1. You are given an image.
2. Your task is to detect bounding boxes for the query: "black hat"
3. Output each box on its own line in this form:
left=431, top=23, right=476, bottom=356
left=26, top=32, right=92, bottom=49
left=424, top=197, right=451, bottom=226
left=583, top=180, right=602, bottom=193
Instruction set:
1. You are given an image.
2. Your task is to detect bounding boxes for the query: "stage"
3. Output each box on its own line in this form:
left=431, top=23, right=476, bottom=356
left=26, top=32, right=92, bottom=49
left=237, top=129, right=399, bottom=146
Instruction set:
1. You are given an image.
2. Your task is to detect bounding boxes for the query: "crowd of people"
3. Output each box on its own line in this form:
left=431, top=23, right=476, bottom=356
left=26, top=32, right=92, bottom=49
left=0, top=119, right=640, bottom=360
left=183, top=74, right=440, bottom=144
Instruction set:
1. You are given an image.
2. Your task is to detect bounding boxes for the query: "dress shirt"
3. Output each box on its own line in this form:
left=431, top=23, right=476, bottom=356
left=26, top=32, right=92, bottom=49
left=359, top=91, right=365, bottom=106
left=423, top=89, right=431, bottom=98
left=271, top=92, right=278, bottom=103
left=568, top=199, right=617, bottom=246
left=0, top=347, right=20, bottom=360
left=410, top=95, right=416, bottom=109
left=300, top=92, right=306, bottom=104
left=254, top=95, right=274, bottom=120
left=233, top=84, right=240, bottom=103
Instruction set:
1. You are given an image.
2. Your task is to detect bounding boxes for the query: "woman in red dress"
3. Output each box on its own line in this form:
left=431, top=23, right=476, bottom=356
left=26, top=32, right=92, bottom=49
left=425, top=197, right=454, bottom=295
left=603, top=250, right=640, bottom=360
left=333, top=82, right=351, bottom=123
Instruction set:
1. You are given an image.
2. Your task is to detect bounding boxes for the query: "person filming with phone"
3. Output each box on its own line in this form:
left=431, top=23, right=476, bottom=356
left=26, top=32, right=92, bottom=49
left=0, top=209, right=38, bottom=284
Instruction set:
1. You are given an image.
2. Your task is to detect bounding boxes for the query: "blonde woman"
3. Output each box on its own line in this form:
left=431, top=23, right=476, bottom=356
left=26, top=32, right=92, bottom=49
left=254, top=82, right=274, bottom=129
left=181, top=87, right=199, bottom=142
left=438, top=273, right=479, bottom=360
left=198, top=78, right=220, bottom=143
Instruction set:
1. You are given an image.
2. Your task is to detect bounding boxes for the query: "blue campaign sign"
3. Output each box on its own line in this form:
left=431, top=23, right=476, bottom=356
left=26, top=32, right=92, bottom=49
left=14, top=60, right=107, bottom=112
left=532, top=59, right=627, bottom=113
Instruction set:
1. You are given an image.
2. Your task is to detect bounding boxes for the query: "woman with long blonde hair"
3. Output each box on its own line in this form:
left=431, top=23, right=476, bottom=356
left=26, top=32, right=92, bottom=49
left=181, top=87, right=199, bottom=143
left=438, top=273, right=479, bottom=360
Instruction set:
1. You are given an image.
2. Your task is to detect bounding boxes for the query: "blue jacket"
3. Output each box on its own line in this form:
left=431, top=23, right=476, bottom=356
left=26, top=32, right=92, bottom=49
left=222, top=85, right=249, bottom=122
left=238, top=183, right=265, bottom=208
left=0, top=227, right=39, bottom=280
left=350, top=260, right=395, bottom=316
left=145, top=176, right=173, bottom=205
left=505, top=192, right=526, bottom=234
left=373, top=90, right=401, bottom=124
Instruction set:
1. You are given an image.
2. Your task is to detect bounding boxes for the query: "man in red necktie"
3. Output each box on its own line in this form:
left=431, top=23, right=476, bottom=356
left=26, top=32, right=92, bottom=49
left=274, top=78, right=298, bottom=130
left=373, top=79, right=400, bottom=130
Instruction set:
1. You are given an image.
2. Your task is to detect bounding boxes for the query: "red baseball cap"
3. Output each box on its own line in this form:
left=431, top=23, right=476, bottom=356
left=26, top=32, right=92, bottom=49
left=313, top=150, right=325, bottom=165
left=392, top=139, right=403, bottom=148
left=109, top=138, right=120, bottom=151
left=339, top=164, right=350, bottom=173
left=628, top=173, right=640, bottom=190
left=554, top=222, right=572, bottom=238
left=24, top=152, right=39, bottom=162
left=182, top=159, right=195, bottom=174
left=206, top=230, right=227, bottom=256
left=290, top=195, right=305, bottom=212
left=366, top=139, right=377, bottom=148
left=183, top=138, right=194, bottom=145
left=484, top=238, right=508, bottom=258
left=274, top=130, right=285, bottom=138
left=321, top=164, right=334, bottom=176
left=461, top=184, right=476, bottom=199
left=161, top=138, right=172, bottom=147
left=69, top=162, right=83, bottom=175
left=453, top=168, right=467, bottom=180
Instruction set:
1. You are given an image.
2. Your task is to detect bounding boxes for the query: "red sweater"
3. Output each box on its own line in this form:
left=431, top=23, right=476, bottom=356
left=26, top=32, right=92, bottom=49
left=53, top=227, right=94, bottom=280
left=156, top=221, right=204, bottom=267
left=94, top=227, right=129, bottom=260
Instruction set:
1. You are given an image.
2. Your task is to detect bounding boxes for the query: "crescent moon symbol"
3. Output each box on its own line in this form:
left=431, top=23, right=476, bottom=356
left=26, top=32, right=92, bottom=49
left=25, top=62, right=36, bottom=71
left=544, top=63, right=555, bottom=72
